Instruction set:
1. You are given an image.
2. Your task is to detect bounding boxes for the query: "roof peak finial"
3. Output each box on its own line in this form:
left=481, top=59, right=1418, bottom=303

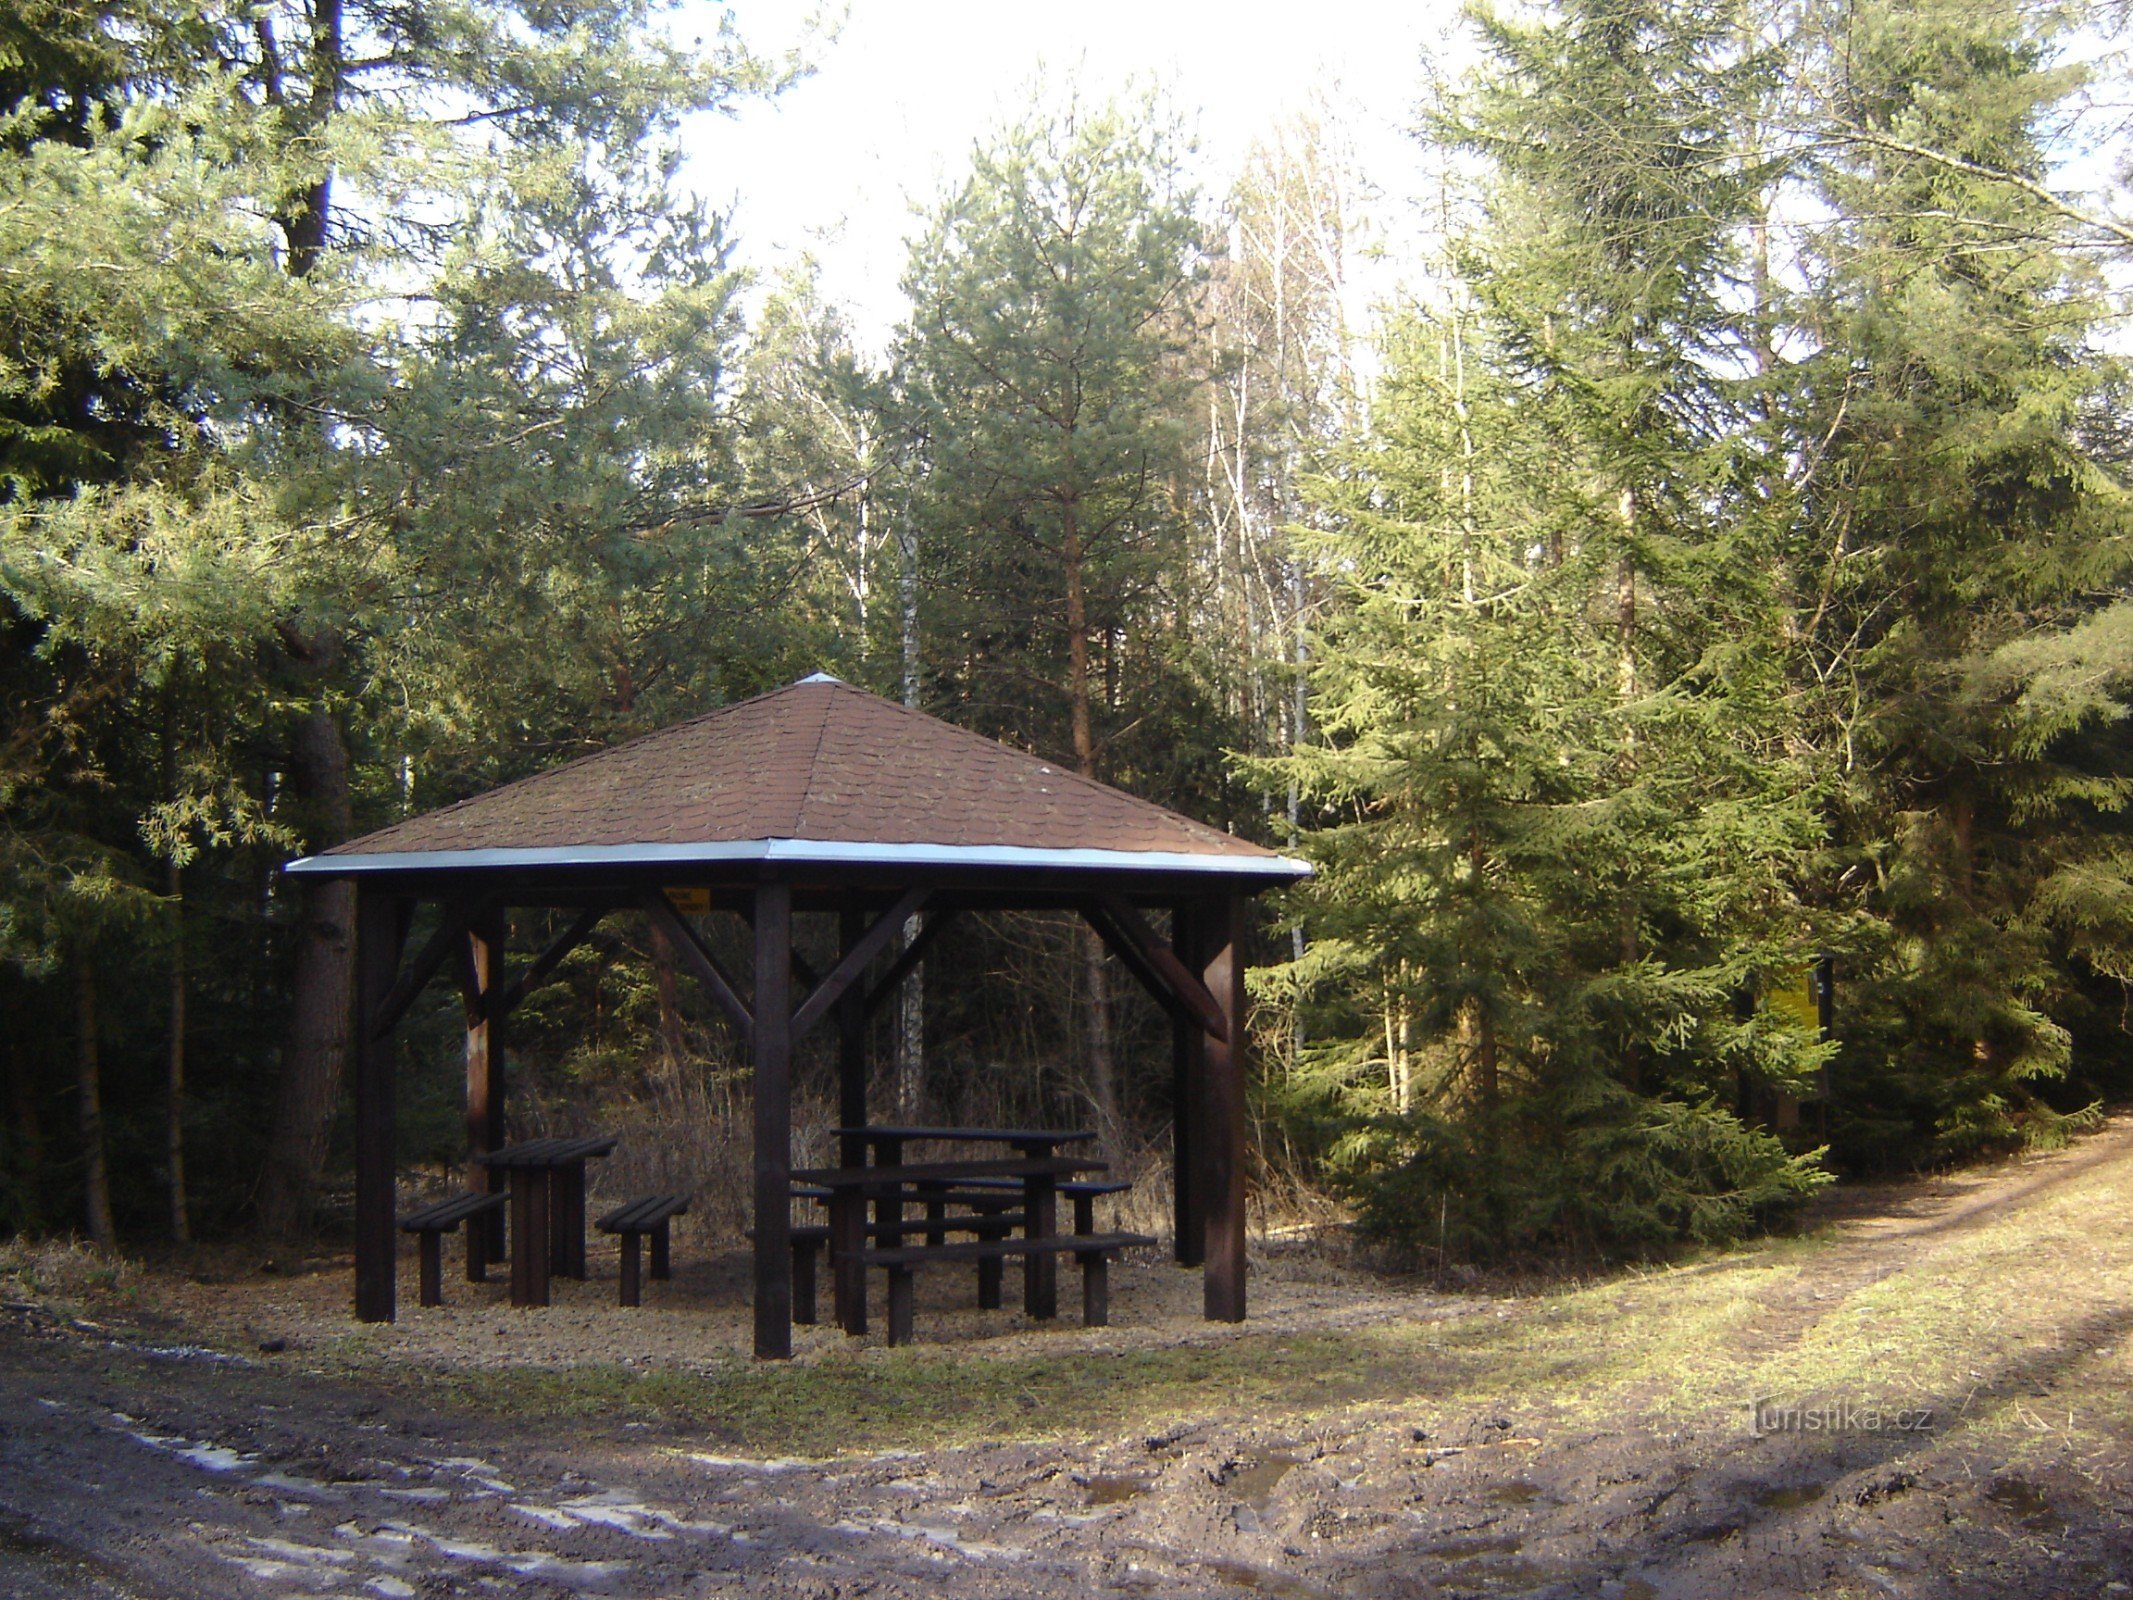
left=796, top=671, right=846, bottom=686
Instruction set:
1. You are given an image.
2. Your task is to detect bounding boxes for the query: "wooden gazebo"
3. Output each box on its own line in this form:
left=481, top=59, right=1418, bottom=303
left=284, top=675, right=1309, bottom=1357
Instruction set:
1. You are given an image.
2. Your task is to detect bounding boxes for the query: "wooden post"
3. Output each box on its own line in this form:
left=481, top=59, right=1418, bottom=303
left=1170, top=901, right=1206, bottom=1266
left=466, top=908, right=506, bottom=1259
left=1201, top=893, right=1248, bottom=1323
left=353, top=888, right=409, bottom=1324
left=752, top=880, right=794, bottom=1359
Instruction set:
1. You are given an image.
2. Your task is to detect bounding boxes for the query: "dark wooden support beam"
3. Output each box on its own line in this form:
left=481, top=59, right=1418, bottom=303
left=1171, top=901, right=1206, bottom=1266
left=640, top=893, right=753, bottom=1047
left=462, top=907, right=508, bottom=1259
left=861, top=906, right=957, bottom=1016
left=735, top=902, right=820, bottom=988
left=488, top=905, right=607, bottom=1021
left=752, top=881, right=794, bottom=1360
left=368, top=903, right=470, bottom=1041
left=353, top=889, right=411, bottom=1324
left=836, top=910, right=870, bottom=1169
left=791, top=888, right=929, bottom=1044
left=1201, top=893, right=1248, bottom=1323
left=1082, top=895, right=1230, bottom=1042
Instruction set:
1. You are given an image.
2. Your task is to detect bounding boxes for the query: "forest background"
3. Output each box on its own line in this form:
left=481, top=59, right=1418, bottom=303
left=4, top=0, right=2132, bottom=1266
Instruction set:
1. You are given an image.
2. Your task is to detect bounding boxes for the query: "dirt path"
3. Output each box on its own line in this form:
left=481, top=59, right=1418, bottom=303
left=7, top=1126, right=2133, bottom=1599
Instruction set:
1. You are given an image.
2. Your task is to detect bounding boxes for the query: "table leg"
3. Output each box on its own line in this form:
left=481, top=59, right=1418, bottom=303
left=510, top=1170, right=551, bottom=1308
left=551, top=1161, right=586, bottom=1279
left=872, top=1136, right=904, bottom=1256
left=833, top=1189, right=867, bottom=1336
left=1025, top=1171, right=1058, bottom=1320
left=466, top=1214, right=490, bottom=1283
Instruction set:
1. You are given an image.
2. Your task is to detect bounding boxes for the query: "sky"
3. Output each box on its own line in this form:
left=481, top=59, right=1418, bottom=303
left=677, top=1, right=1462, bottom=353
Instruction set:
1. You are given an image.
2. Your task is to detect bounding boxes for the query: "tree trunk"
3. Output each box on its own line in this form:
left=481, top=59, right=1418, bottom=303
left=257, top=3, right=356, bottom=1242
left=259, top=706, right=357, bottom=1240
left=895, top=496, right=925, bottom=1118
left=1062, top=494, right=1118, bottom=1143
left=645, top=917, right=689, bottom=1068
left=167, top=858, right=191, bottom=1244
left=6, top=1029, right=45, bottom=1231
left=77, top=963, right=114, bottom=1250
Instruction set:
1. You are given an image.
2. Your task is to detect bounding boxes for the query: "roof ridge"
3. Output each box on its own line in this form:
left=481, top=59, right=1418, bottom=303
left=788, top=679, right=842, bottom=835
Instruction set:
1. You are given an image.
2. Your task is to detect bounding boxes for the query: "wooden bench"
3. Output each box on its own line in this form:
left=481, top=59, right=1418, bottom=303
left=594, top=1192, right=689, bottom=1306
left=765, top=1208, right=1030, bottom=1325
left=400, top=1192, right=511, bottom=1307
left=861, top=1231, right=1157, bottom=1345
left=944, top=1176, right=1132, bottom=1236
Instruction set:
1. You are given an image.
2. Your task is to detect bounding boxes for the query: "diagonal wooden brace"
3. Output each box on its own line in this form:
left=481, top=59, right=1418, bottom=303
left=790, top=888, right=929, bottom=1043
left=640, top=892, right=754, bottom=1047
left=486, top=905, right=608, bottom=1021
left=370, top=902, right=476, bottom=1040
left=1084, top=894, right=1230, bottom=1044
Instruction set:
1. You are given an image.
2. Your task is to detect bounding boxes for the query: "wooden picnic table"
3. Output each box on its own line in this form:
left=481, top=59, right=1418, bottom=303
left=475, top=1134, right=618, bottom=1307
left=827, top=1126, right=1102, bottom=1325
left=795, top=1153, right=1107, bottom=1332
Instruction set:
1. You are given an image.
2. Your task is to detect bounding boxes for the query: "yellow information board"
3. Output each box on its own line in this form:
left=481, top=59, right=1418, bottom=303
left=1765, top=968, right=1820, bottom=1032
left=664, top=886, right=712, bottom=916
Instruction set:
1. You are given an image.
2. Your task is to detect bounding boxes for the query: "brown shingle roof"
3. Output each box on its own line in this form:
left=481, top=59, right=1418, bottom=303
left=295, top=676, right=1305, bottom=879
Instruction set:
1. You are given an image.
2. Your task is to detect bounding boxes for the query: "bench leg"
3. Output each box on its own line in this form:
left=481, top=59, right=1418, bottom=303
left=1081, top=1252, right=1109, bottom=1328
left=650, top=1220, right=672, bottom=1281
left=887, top=1266, right=914, bottom=1347
left=618, top=1232, right=642, bottom=1308
left=1074, top=1194, right=1096, bottom=1236
left=419, top=1231, right=443, bottom=1308
left=975, top=1211, right=1008, bottom=1310
left=793, top=1237, right=817, bottom=1326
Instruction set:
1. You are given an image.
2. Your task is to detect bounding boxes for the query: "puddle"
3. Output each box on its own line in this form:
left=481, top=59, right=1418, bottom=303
left=1218, top=1453, right=1299, bottom=1507
left=1754, top=1480, right=1830, bottom=1511
left=1423, top=1534, right=1524, bottom=1558
left=1201, top=1557, right=1333, bottom=1598
left=1487, top=1479, right=1553, bottom=1507
left=1985, top=1476, right=2065, bottom=1534
left=1083, top=1474, right=1154, bottom=1506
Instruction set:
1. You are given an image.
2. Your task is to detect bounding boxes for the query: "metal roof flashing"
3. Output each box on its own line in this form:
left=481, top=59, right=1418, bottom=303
left=283, top=838, right=1314, bottom=880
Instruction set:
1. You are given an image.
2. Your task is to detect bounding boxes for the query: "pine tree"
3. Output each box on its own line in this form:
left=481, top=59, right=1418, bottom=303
left=896, top=90, right=1220, bottom=1144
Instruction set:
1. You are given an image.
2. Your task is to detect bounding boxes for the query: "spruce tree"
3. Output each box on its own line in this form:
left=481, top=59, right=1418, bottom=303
left=1791, top=0, right=2133, bottom=1161
left=1277, top=0, right=1830, bottom=1259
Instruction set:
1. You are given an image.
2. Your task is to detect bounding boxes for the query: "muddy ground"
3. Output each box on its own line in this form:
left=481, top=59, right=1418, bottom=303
left=6, top=1125, right=2133, bottom=1599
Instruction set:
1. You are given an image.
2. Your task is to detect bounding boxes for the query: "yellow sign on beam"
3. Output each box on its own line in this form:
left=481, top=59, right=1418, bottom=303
left=665, top=886, right=712, bottom=916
